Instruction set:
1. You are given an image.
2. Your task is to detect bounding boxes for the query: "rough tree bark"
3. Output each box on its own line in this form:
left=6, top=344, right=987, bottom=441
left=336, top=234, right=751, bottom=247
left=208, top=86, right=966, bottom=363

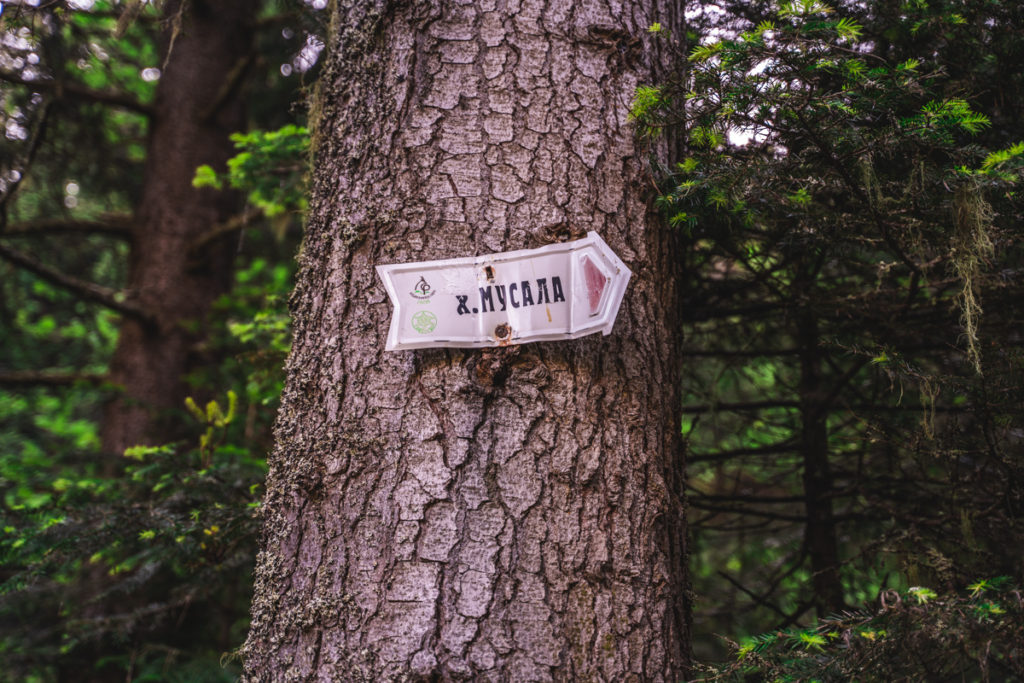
left=244, top=0, right=689, bottom=680
left=100, top=0, right=252, bottom=456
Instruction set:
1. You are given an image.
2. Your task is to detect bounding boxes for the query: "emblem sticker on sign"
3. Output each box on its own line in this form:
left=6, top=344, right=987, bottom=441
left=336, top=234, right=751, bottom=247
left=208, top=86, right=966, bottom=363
left=376, top=232, right=631, bottom=351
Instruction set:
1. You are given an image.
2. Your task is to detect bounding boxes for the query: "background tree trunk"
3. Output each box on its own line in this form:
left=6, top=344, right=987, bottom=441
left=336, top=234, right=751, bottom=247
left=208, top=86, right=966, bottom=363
left=244, top=0, right=690, bottom=679
left=798, top=309, right=845, bottom=616
left=100, top=0, right=252, bottom=456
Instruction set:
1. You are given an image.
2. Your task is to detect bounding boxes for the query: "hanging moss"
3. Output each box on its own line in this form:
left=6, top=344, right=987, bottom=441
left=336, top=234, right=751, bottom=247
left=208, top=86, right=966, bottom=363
left=950, top=182, right=995, bottom=374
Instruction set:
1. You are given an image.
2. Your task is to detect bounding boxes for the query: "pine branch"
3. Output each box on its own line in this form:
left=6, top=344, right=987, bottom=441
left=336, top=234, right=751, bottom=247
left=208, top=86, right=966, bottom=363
left=690, top=441, right=799, bottom=463
left=0, top=371, right=107, bottom=387
left=716, top=570, right=791, bottom=620
left=0, top=242, right=154, bottom=324
left=682, top=400, right=801, bottom=413
left=682, top=348, right=802, bottom=358
left=0, top=98, right=51, bottom=211
left=1, top=215, right=134, bottom=240
left=187, top=208, right=261, bottom=254
left=255, top=11, right=304, bottom=28
left=689, top=501, right=809, bottom=522
left=200, top=53, right=254, bottom=122
left=689, top=489, right=813, bottom=504
left=806, top=356, right=871, bottom=419
left=0, top=70, right=154, bottom=117
left=682, top=400, right=971, bottom=414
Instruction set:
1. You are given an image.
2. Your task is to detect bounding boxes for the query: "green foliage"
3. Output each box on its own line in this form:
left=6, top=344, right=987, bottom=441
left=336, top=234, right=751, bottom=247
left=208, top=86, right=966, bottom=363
left=778, top=0, right=833, bottom=18
left=643, top=0, right=1024, bottom=665
left=1, top=2, right=155, bottom=225
left=908, top=585, right=937, bottom=604
left=192, top=164, right=222, bottom=190
left=0, top=408, right=266, bottom=678
left=699, top=581, right=1024, bottom=681
left=689, top=42, right=724, bottom=63
left=629, top=85, right=666, bottom=140
left=902, top=98, right=991, bottom=141
left=833, top=16, right=863, bottom=40
left=193, top=125, right=310, bottom=217
left=974, top=141, right=1024, bottom=181
left=0, top=0, right=314, bottom=678
left=0, top=260, right=292, bottom=680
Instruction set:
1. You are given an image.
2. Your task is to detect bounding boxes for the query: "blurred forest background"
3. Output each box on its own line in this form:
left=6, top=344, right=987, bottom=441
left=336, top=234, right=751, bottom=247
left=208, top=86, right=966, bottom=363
left=1, top=0, right=1022, bottom=681
left=2, top=1, right=317, bottom=679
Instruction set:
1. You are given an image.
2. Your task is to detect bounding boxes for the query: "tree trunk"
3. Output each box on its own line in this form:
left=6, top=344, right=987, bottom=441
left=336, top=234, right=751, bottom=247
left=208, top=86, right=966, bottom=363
left=244, top=0, right=689, bottom=680
left=798, top=310, right=845, bottom=616
left=100, top=0, right=252, bottom=456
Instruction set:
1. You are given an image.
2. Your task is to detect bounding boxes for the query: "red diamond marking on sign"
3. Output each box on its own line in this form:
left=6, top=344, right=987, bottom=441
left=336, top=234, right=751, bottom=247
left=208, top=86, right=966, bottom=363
left=582, top=254, right=608, bottom=316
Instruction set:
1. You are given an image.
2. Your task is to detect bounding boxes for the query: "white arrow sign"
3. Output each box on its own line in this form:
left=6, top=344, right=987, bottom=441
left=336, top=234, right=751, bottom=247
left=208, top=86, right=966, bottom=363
left=376, top=232, right=631, bottom=351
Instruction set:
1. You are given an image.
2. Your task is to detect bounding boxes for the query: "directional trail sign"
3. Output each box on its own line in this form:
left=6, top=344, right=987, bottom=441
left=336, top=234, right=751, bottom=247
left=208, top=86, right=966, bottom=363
left=376, top=232, right=632, bottom=351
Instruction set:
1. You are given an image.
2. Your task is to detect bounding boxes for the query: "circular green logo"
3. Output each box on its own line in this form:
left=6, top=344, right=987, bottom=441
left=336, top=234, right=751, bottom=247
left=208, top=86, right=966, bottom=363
left=411, top=311, right=437, bottom=334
